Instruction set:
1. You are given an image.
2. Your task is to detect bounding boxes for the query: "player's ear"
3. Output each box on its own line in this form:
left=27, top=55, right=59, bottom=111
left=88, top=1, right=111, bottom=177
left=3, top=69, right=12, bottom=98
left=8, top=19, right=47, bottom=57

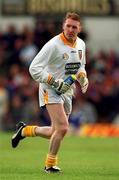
left=78, top=24, right=82, bottom=33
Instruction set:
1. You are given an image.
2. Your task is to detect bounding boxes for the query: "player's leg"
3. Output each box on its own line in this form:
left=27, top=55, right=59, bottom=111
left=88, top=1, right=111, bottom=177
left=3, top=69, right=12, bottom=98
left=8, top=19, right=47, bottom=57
left=35, top=125, right=54, bottom=139
left=11, top=122, right=54, bottom=148
left=45, top=103, right=69, bottom=172
left=47, top=103, right=69, bottom=155
left=11, top=88, right=64, bottom=148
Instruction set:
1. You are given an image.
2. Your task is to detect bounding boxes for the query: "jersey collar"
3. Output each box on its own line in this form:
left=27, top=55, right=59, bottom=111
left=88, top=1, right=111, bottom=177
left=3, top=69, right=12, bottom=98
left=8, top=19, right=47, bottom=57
left=60, top=32, right=77, bottom=48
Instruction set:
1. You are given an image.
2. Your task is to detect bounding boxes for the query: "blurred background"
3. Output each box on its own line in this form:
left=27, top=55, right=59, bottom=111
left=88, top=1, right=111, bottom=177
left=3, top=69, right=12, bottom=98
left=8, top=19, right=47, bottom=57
left=0, top=0, right=119, bottom=136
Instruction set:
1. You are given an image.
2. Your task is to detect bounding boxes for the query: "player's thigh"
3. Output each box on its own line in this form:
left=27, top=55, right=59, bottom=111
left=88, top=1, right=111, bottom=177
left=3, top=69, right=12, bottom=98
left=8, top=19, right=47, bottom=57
left=46, top=103, right=69, bottom=128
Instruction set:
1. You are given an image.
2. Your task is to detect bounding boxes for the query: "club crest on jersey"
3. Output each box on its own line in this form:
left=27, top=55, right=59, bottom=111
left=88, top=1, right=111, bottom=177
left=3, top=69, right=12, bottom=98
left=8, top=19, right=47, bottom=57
left=78, top=50, right=82, bottom=60
left=63, top=53, right=69, bottom=60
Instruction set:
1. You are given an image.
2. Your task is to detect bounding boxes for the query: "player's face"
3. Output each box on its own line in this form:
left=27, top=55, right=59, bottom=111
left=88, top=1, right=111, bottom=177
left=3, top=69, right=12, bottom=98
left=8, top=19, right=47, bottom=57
left=63, top=18, right=81, bottom=42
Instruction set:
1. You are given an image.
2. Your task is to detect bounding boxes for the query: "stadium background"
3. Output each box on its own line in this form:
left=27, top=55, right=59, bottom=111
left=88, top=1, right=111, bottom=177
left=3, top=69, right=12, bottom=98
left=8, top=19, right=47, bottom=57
left=0, top=0, right=119, bottom=136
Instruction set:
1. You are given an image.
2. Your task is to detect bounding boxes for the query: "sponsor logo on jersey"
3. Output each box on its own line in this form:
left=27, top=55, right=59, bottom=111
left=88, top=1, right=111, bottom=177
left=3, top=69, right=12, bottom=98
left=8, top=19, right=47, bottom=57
left=78, top=50, right=82, bottom=60
left=65, top=62, right=81, bottom=74
left=62, top=53, right=69, bottom=60
left=71, top=50, right=77, bottom=53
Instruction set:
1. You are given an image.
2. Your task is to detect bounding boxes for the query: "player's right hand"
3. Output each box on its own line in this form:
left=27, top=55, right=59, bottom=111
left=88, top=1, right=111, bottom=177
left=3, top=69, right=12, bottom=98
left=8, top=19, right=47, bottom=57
left=53, top=79, right=71, bottom=94
left=47, top=75, right=70, bottom=94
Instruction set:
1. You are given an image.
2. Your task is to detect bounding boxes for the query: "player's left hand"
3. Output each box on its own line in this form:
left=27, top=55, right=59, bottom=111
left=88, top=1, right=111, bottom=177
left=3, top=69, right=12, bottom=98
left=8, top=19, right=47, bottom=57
left=53, top=79, right=71, bottom=94
left=79, top=76, right=89, bottom=93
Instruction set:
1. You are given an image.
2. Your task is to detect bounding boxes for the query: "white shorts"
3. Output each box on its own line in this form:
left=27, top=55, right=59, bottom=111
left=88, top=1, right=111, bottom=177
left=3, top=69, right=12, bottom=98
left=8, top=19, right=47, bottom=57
left=39, top=83, right=73, bottom=115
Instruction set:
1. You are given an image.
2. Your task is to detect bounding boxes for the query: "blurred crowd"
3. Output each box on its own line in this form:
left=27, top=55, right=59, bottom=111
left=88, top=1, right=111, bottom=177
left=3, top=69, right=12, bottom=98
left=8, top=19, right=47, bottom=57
left=0, top=20, right=119, bottom=131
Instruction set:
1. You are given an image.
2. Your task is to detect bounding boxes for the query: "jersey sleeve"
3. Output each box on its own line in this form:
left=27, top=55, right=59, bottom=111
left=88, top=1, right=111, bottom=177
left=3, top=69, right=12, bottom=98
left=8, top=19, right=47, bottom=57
left=29, top=41, right=54, bottom=83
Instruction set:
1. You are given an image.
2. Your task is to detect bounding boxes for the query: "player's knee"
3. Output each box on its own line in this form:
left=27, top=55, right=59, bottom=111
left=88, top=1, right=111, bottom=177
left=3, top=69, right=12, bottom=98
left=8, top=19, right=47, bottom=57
left=59, top=125, right=69, bottom=137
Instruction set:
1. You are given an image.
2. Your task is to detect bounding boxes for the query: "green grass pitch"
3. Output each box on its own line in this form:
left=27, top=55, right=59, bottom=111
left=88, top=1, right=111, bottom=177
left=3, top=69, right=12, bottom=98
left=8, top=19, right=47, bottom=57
left=0, top=132, right=119, bottom=180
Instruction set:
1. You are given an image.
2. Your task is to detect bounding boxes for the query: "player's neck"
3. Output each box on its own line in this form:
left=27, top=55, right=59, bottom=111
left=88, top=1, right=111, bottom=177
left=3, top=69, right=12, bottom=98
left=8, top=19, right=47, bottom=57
left=60, top=32, right=76, bottom=48
left=63, top=32, right=76, bottom=44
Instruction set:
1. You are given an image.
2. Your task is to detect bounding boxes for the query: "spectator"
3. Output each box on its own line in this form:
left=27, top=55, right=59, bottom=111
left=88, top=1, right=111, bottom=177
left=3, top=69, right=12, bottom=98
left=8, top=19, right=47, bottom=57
left=19, top=31, right=38, bottom=67
left=0, top=75, right=9, bottom=130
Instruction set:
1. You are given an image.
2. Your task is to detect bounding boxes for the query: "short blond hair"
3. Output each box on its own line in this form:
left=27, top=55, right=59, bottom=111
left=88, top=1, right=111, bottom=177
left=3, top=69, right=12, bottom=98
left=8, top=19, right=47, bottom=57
left=64, top=12, right=80, bottom=22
